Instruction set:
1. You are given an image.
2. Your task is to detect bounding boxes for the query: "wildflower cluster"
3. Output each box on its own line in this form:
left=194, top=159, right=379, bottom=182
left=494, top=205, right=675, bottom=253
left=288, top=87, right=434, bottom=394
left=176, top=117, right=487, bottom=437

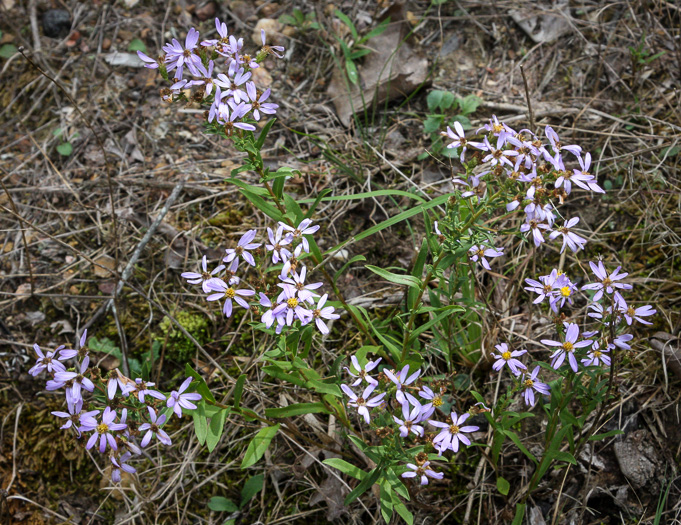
left=442, top=117, right=602, bottom=269
left=30, top=330, right=201, bottom=483
left=138, top=19, right=283, bottom=134
left=342, top=357, right=481, bottom=485
left=182, top=220, right=339, bottom=334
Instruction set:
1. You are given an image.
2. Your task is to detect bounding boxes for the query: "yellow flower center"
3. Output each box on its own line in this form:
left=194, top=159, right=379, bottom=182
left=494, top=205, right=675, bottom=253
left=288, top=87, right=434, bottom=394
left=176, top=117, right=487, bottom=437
left=287, top=297, right=299, bottom=309
left=593, top=350, right=602, bottom=358
left=563, top=342, right=574, bottom=352
left=524, top=379, right=534, bottom=388
left=627, top=307, right=635, bottom=316
left=501, top=351, right=512, bottom=361
left=433, top=397, right=443, bottom=407
left=96, top=423, right=109, bottom=434
left=560, top=286, right=571, bottom=297
left=225, top=288, right=236, bottom=299
left=492, top=123, right=503, bottom=133
left=449, top=424, right=460, bottom=435
left=477, top=249, right=485, bottom=257
left=602, top=277, right=612, bottom=287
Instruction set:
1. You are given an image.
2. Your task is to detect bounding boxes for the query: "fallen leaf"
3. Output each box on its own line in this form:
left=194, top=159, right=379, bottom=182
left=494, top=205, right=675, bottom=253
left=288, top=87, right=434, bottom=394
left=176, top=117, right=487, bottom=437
left=93, top=254, right=116, bottom=278
left=326, top=3, right=428, bottom=126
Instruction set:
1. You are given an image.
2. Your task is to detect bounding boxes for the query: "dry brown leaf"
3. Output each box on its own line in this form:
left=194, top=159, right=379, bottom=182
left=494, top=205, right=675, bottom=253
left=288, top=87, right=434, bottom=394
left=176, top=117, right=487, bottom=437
left=326, top=2, right=428, bottom=127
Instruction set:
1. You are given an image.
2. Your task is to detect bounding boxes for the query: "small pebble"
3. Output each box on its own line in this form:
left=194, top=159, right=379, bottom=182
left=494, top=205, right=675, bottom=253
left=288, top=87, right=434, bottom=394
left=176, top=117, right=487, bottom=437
left=42, top=9, right=72, bottom=39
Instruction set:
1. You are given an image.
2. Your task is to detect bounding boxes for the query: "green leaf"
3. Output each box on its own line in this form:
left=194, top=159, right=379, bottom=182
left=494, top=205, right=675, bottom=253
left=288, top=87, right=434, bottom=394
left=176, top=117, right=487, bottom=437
left=512, top=503, right=526, bottom=525
left=497, top=476, right=510, bottom=496
left=589, top=429, right=624, bottom=441
left=394, top=501, right=414, bottom=525
left=333, top=254, right=366, bottom=285
left=238, top=188, right=283, bottom=222
left=379, top=481, right=393, bottom=524
left=56, top=142, right=73, bottom=156
left=344, top=466, right=382, bottom=505
left=304, top=188, right=332, bottom=219
left=335, top=10, right=358, bottom=40
left=206, top=408, right=228, bottom=452
left=323, top=458, right=366, bottom=480
left=208, top=497, right=238, bottom=512
left=345, top=58, right=358, bottom=84
left=440, top=91, right=455, bottom=110
left=366, top=265, right=421, bottom=289
left=349, top=48, right=372, bottom=60
left=362, top=17, right=390, bottom=42
left=262, top=365, right=306, bottom=386
left=241, top=424, right=280, bottom=469
left=233, top=374, right=246, bottom=409
left=306, top=379, right=342, bottom=397
left=265, top=402, right=330, bottom=418
left=457, top=94, right=482, bottom=115
left=0, top=44, right=18, bottom=59
left=185, top=363, right=216, bottom=403
left=128, top=38, right=147, bottom=53
left=426, top=90, right=444, bottom=111
left=423, top=115, right=443, bottom=134
left=504, top=430, right=537, bottom=464
left=192, top=402, right=208, bottom=446
left=240, top=474, right=264, bottom=508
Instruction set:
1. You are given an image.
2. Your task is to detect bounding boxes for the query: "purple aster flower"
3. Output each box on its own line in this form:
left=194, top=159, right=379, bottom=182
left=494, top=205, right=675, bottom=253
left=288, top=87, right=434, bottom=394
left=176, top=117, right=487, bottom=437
left=542, top=323, right=594, bottom=373
left=279, top=219, right=320, bottom=253
left=260, top=29, right=285, bottom=58
left=52, top=358, right=95, bottom=405
left=491, top=343, right=527, bottom=376
left=245, top=82, right=278, bottom=121
left=259, top=293, right=286, bottom=333
left=224, top=229, right=261, bottom=266
left=265, top=225, right=292, bottom=263
left=384, top=365, right=421, bottom=405
left=28, top=344, right=66, bottom=376
left=544, top=125, right=582, bottom=159
left=311, top=294, right=339, bottom=334
left=442, top=121, right=476, bottom=162
left=418, top=385, right=444, bottom=418
left=189, top=60, right=216, bottom=97
left=217, top=35, right=244, bottom=62
left=214, top=63, right=251, bottom=104
left=581, top=262, right=632, bottom=302
left=430, top=411, right=479, bottom=455
left=271, top=283, right=312, bottom=326
left=208, top=86, right=225, bottom=123
left=476, top=115, right=515, bottom=144
left=167, top=377, right=202, bottom=418
left=162, top=28, right=202, bottom=80
left=568, top=153, right=605, bottom=194
left=609, top=333, right=633, bottom=350
left=181, top=255, right=226, bottom=293
left=548, top=274, right=577, bottom=313
left=51, top=400, right=99, bottom=437
left=401, top=461, right=444, bottom=485
left=215, top=100, right=256, bottom=133
left=139, top=406, right=172, bottom=447
left=206, top=278, right=255, bottom=318
left=480, top=137, right=518, bottom=168
left=130, top=378, right=166, bottom=403
left=393, top=400, right=425, bottom=438
left=279, top=244, right=304, bottom=278
left=111, top=452, right=136, bottom=483
left=520, top=219, right=550, bottom=247
left=520, top=366, right=550, bottom=407
left=137, top=50, right=161, bottom=69
left=581, top=342, right=611, bottom=367
left=341, top=383, right=386, bottom=424
left=58, top=329, right=89, bottom=361
left=620, top=304, right=656, bottom=326
left=201, top=17, right=229, bottom=47
left=84, top=407, right=128, bottom=453
left=433, top=221, right=442, bottom=236
left=524, top=269, right=565, bottom=305
left=548, top=217, right=587, bottom=253
left=468, top=244, right=504, bottom=271
left=344, top=355, right=381, bottom=386
left=107, top=374, right=133, bottom=400
left=280, top=266, right=323, bottom=304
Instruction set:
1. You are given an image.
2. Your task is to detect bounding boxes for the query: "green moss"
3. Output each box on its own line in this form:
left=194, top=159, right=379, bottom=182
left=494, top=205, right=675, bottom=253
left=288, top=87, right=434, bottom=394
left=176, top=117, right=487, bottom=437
left=156, top=310, right=210, bottom=362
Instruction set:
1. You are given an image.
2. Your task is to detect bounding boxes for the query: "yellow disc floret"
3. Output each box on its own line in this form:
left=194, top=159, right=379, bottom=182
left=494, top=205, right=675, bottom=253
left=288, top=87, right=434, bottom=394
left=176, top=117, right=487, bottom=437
left=96, top=423, right=109, bottom=434
left=287, top=297, right=299, bottom=309
left=563, top=341, right=574, bottom=352
left=560, top=286, right=571, bottom=297
left=502, top=351, right=512, bottom=360
left=225, top=288, right=236, bottom=299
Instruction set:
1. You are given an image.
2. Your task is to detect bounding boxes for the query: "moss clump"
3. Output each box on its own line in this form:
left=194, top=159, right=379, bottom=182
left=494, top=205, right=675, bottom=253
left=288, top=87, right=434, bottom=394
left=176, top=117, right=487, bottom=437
left=156, top=311, right=210, bottom=362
